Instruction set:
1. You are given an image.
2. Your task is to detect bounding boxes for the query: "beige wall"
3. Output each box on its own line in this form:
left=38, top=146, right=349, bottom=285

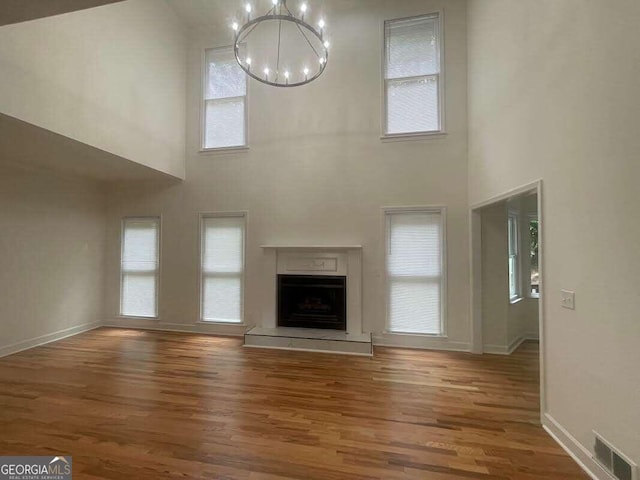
left=0, top=0, right=187, bottom=179
left=481, top=202, right=509, bottom=350
left=0, top=164, right=106, bottom=355
left=104, top=0, right=471, bottom=349
left=468, top=0, right=640, bottom=469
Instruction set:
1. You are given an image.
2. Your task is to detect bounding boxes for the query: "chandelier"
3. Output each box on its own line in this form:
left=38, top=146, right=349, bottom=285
left=231, top=0, right=329, bottom=87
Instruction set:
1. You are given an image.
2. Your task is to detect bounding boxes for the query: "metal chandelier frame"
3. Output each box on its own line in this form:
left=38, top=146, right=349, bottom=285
left=233, top=0, right=329, bottom=88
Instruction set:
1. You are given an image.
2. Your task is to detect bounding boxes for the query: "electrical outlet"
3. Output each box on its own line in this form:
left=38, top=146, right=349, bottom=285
left=561, top=290, right=575, bottom=310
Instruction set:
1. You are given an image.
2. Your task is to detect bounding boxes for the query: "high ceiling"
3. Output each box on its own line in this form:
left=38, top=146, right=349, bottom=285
left=0, top=0, right=124, bottom=26
left=165, top=0, right=362, bottom=28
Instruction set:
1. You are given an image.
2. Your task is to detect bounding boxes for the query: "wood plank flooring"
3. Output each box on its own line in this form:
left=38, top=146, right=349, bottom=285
left=0, top=328, right=588, bottom=479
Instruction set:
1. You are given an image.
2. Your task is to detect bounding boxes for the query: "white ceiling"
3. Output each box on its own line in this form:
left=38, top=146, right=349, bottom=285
left=164, top=0, right=363, bottom=28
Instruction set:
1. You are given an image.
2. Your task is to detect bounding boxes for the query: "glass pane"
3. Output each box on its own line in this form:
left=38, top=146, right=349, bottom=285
left=388, top=212, right=442, bottom=277
left=530, top=219, right=539, bottom=294
left=205, top=48, right=246, bottom=100
left=202, top=276, right=242, bottom=322
left=204, top=99, right=245, bottom=149
left=122, top=219, right=158, bottom=272
left=202, top=216, right=244, bottom=274
left=509, top=255, right=518, bottom=298
left=386, top=15, right=439, bottom=79
left=386, top=76, right=439, bottom=134
left=389, top=280, right=440, bottom=334
left=122, top=273, right=156, bottom=317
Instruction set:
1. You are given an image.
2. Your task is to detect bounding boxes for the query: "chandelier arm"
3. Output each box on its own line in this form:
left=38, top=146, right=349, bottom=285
left=292, top=20, right=321, bottom=58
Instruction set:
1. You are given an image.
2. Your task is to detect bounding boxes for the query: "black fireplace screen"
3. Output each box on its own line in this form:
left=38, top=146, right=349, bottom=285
left=277, top=275, right=347, bottom=330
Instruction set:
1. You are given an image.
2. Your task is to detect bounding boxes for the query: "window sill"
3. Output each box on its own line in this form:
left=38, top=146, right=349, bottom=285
left=381, top=131, right=447, bottom=142
left=117, top=315, right=159, bottom=320
left=199, top=146, right=249, bottom=155
left=384, top=330, right=447, bottom=338
left=196, top=320, right=248, bottom=326
left=510, top=297, right=524, bottom=305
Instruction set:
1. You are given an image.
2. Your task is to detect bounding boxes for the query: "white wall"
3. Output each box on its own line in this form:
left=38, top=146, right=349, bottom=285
left=468, top=0, right=640, bottom=471
left=104, top=0, right=471, bottom=349
left=480, top=202, right=509, bottom=351
left=0, top=164, right=106, bottom=356
left=0, top=0, right=187, bottom=179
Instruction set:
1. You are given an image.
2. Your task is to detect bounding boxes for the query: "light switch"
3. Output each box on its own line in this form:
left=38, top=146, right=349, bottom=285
left=561, top=290, right=575, bottom=310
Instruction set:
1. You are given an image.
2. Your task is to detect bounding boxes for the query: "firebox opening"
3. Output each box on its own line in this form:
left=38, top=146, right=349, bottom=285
left=277, top=274, right=347, bottom=330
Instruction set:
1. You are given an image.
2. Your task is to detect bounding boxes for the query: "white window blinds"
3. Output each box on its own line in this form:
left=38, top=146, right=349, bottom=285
left=386, top=209, right=444, bottom=335
left=203, top=47, right=247, bottom=149
left=201, top=214, right=245, bottom=323
left=120, top=218, right=160, bottom=318
left=384, top=14, right=441, bottom=135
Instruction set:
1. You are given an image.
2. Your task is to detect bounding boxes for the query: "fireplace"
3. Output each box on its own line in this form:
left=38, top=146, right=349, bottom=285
left=277, top=274, right=347, bottom=330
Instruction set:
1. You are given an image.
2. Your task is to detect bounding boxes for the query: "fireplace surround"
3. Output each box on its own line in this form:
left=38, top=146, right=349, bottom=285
left=258, top=246, right=363, bottom=335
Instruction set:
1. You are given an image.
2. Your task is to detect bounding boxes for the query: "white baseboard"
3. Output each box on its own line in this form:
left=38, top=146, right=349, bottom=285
left=484, top=334, right=539, bottom=355
left=0, top=321, right=101, bottom=358
left=103, top=318, right=247, bottom=337
left=372, top=333, right=470, bottom=352
left=542, top=412, right=613, bottom=480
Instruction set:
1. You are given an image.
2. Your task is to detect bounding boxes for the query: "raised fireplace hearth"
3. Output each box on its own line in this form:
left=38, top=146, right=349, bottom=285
left=278, top=275, right=346, bottom=330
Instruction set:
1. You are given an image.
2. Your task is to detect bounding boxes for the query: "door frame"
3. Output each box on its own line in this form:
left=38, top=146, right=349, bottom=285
left=469, top=179, right=545, bottom=416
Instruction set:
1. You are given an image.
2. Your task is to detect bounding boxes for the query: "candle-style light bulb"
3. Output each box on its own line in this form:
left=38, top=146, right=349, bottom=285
left=272, top=0, right=278, bottom=5
left=231, top=22, right=239, bottom=31
left=303, top=67, right=309, bottom=80
left=246, top=57, right=252, bottom=70
left=284, top=71, right=290, bottom=84
left=318, top=19, right=325, bottom=29
left=245, top=3, right=252, bottom=13
left=319, top=57, right=325, bottom=65
left=324, top=40, right=330, bottom=49
left=263, top=67, right=270, bottom=79
left=300, top=3, right=307, bottom=19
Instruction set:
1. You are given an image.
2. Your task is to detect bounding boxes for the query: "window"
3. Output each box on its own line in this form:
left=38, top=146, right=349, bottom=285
left=200, top=213, right=246, bottom=323
left=385, top=208, right=445, bottom=335
left=120, top=217, right=160, bottom=318
left=529, top=217, right=539, bottom=296
left=202, top=46, right=247, bottom=150
left=383, top=13, right=442, bottom=136
left=508, top=213, right=521, bottom=301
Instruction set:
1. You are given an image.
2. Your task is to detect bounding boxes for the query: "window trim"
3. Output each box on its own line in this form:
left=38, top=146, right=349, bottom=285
left=119, top=216, right=161, bottom=320
left=198, top=211, right=248, bottom=324
left=382, top=205, right=448, bottom=337
left=200, top=45, right=249, bottom=153
left=508, top=211, right=522, bottom=303
left=380, top=11, right=446, bottom=140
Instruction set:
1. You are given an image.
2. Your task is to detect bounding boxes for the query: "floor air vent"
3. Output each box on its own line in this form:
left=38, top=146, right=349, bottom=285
left=594, top=432, right=637, bottom=480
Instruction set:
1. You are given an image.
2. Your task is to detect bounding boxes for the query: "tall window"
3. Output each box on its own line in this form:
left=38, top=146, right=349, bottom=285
left=529, top=217, right=539, bottom=296
left=508, top=213, right=521, bottom=301
left=384, top=13, right=442, bottom=136
left=385, top=208, right=445, bottom=335
left=200, top=213, right=246, bottom=323
left=120, top=217, right=160, bottom=318
left=203, top=46, right=247, bottom=150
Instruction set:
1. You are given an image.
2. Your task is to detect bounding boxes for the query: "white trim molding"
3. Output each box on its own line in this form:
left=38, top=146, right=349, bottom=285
left=543, top=413, right=613, bottom=480
left=0, top=322, right=101, bottom=358
left=104, top=317, right=248, bottom=337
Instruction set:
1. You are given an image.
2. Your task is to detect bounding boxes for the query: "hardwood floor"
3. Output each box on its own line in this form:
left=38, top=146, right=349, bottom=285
left=0, top=328, right=587, bottom=479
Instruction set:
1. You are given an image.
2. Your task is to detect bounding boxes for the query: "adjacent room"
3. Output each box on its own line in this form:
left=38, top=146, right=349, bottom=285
left=0, top=1, right=638, bottom=479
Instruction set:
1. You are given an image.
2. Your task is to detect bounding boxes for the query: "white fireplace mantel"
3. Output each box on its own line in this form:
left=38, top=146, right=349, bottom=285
left=258, top=245, right=364, bottom=335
